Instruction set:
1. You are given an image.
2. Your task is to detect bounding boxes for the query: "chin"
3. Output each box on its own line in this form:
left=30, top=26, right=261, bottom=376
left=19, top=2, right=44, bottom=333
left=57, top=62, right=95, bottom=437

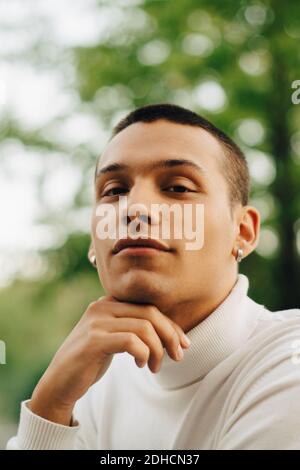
left=112, top=271, right=167, bottom=305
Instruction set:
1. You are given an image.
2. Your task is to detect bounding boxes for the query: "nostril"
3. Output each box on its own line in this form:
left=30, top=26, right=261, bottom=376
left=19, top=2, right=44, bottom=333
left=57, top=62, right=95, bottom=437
left=137, top=214, right=149, bottom=223
left=125, top=213, right=151, bottom=225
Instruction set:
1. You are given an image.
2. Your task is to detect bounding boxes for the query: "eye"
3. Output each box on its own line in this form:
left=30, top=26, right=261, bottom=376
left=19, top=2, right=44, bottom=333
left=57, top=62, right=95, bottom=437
left=102, top=187, right=128, bottom=197
left=165, top=185, right=193, bottom=193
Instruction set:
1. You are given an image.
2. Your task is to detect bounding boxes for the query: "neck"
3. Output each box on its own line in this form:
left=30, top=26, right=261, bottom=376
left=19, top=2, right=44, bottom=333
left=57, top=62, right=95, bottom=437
left=163, top=273, right=239, bottom=334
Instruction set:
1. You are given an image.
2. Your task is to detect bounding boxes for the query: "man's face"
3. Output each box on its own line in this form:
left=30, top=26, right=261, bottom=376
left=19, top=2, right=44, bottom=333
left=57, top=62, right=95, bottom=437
left=91, top=120, right=241, bottom=317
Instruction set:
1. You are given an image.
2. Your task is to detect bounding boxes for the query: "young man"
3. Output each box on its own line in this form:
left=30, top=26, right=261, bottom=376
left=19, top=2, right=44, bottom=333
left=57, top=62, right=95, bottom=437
left=7, top=104, right=300, bottom=450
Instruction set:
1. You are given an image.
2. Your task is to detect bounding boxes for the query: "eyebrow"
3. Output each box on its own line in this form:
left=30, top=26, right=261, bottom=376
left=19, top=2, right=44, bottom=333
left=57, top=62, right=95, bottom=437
left=95, top=158, right=208, bottom=179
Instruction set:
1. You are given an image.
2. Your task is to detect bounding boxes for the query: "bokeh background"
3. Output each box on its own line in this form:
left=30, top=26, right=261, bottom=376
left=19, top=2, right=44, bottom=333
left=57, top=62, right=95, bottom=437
left=0, top=0, right=299, bottom=448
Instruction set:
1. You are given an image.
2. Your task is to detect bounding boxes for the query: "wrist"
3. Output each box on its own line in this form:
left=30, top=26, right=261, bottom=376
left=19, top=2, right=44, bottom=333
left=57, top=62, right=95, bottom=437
left=29, top=389, right=75, bottom=426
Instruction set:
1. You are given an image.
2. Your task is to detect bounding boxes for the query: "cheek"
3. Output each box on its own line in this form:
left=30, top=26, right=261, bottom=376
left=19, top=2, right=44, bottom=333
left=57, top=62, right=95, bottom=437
left=91, top=215, right=98, bottom=244
left=91, top=213, right=115, bottom=261
left=202, top=204, right=234, bottom=254
left=93, top=238, right=111, bottom=264
left=91, top=224, right=110, bottom=266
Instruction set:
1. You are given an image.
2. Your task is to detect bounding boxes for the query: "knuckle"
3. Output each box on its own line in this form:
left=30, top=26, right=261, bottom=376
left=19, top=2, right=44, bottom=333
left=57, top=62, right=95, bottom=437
left=86, top=301, right=101, bottom=317
left=165, top=328, right=178, bottom=346
left=86, top=328, right=99, bottom=347
left=87, top=298, right=108, bottom=314
left=145, top=304, right=157, bottom=318
left=86, top=301, right=97, bottom=312
left=87, top=316, right=99, bottom=331
left=140, top=319, right=153, bottom=335
left=124, top=332, right=137, bottom=348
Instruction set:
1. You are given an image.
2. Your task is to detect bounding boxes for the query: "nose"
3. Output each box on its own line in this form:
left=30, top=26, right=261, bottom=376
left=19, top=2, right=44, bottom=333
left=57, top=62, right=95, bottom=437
left=119, top=179, right=160, bottom=230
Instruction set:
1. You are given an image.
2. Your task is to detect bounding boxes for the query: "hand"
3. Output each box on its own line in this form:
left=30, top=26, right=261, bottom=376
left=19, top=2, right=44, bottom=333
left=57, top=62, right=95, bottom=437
left=29, top=295, right=191, bottom=425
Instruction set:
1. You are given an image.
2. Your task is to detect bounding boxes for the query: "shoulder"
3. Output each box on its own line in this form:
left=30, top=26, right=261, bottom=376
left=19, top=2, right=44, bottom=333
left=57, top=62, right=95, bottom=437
left=229, top=307, right=300, bottom=409
left=217, top=308, right=300, bottom=449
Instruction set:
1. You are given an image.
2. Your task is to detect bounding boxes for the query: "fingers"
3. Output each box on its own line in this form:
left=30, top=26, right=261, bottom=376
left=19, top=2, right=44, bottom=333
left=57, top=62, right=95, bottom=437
left=96, top=316, right=167, bottom=373
left=168, top=318, right=191, bottom=349
left=97, top=298, right=190, bottom=364
left=96, top=331, right=150, bottom=369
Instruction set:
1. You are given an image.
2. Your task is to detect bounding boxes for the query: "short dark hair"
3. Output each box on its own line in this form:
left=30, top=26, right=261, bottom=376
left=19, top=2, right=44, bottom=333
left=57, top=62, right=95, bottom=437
left=107, top=103, right=250, bottom=207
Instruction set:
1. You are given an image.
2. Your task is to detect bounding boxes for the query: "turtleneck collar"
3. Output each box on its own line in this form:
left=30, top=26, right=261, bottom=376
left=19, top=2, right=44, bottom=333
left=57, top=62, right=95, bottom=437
left=142, top=273, right=260, bottom=390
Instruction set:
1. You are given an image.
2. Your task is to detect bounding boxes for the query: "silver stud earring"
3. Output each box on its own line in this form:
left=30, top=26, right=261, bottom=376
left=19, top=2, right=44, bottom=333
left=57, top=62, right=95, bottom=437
left=90, top=255, right=97, bottom=268
left=236, top=248, right=243, bottom=263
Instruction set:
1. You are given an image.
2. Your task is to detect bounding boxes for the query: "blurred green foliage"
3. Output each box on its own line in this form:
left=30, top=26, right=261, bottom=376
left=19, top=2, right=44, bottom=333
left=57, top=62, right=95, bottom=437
left=0, top=0, right=300, bottom=428
left=0, top=234, right=104, bottom=422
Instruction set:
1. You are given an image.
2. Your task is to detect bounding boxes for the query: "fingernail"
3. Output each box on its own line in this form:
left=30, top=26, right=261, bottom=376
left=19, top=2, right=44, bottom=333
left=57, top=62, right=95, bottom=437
left=136, top=359, right=145, bottom=368
left=176, top=344, right=184, bottom=360
left=182, top=334, right=191, bottom=348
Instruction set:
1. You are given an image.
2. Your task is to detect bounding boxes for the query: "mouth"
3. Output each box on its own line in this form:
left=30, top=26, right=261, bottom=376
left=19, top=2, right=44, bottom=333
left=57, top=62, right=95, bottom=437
left=112, top=237, right=171, bottom=255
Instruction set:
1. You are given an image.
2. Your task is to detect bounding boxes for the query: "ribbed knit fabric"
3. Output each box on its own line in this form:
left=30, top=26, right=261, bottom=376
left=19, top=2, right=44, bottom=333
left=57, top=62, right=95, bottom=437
left=6, top=274, right=300, bottom=450
left=145, top=274, right=258, bottom=390
left=16, top=400, right=79, bottom=450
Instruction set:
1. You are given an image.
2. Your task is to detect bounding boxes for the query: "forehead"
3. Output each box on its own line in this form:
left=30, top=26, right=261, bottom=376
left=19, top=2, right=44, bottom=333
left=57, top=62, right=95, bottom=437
left=97, top=120, right=225, bottom=176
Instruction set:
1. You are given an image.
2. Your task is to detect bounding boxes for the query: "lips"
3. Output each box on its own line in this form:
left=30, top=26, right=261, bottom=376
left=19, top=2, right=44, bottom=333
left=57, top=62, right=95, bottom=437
left=113, top=237, right=170, bottom=254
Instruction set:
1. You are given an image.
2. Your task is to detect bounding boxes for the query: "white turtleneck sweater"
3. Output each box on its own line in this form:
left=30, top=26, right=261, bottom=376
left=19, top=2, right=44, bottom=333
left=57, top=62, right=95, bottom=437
left=6, top=274, right=300, bottom=450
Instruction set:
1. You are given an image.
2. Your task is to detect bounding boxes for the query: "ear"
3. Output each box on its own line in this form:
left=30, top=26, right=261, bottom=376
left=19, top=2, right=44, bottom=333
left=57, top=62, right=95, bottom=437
left=233, top=205, right=260, bottom=260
